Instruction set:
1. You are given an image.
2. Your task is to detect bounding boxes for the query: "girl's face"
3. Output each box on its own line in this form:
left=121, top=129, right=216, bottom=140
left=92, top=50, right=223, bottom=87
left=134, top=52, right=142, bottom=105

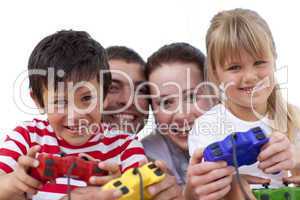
left=149, top=62, right=212, bottom=150
left=215, top=49, right=275, bottom=115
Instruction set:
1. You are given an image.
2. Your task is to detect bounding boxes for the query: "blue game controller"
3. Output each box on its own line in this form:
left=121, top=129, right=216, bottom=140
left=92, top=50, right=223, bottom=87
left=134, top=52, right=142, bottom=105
left=203, top=127, right=269, bottom=167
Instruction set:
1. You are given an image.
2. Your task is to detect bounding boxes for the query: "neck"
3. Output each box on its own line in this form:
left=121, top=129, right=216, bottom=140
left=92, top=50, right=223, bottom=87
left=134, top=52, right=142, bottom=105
left=225, top=102, right=268, bottom=121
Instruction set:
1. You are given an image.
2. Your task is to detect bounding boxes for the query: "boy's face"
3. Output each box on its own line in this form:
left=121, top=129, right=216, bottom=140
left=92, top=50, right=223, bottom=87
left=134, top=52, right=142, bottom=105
left=37, top=78, right=106, bottom=146
left=103, top=59, right=149, bottom=134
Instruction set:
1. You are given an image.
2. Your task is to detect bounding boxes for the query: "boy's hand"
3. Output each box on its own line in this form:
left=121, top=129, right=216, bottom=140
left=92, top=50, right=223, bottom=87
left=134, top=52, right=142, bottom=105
left=59, top=186, right=122, bottom=200
left=258, top=131, right=294, bottom=174
left=147, top=160, right=183, bottom=200
left=9, top=145, right=42, bottom=195
left=79, top=153, right=121, bottom=186
left=185, top=148, right=234, bottom=200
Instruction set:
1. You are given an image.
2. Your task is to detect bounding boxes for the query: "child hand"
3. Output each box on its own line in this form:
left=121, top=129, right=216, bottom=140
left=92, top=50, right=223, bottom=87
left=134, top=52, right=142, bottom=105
left=79, top=153, right=121, bottom=186
left=283, top=175, right=300, bottom=186
left=8, top=145, right=42, bottom=195
left=185, top=148, right=235, bottom=200
left=147, top=160, right=183, bottom=200
left=258, top=131, right=294, bottom=174
left=59, top=186, right=122, bottom=200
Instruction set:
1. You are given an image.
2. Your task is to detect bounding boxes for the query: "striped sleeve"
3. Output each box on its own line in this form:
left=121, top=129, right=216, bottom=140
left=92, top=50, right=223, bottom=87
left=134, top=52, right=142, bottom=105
left=120, top=135, right=147, bottom=172
left=0, top=126, right=31, bottom=173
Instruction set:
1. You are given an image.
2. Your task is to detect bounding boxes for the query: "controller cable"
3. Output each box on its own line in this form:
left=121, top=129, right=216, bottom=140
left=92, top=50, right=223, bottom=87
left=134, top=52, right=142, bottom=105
left=66, top=162, right=77, bottom=200
left=133, top=168, right=144, bottom=200
left=231, top=134, right=252, bottom=200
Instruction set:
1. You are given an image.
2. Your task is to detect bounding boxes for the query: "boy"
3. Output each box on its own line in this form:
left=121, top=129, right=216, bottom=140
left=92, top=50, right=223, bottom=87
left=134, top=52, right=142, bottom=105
left=0, top=30, right=146, bottom=200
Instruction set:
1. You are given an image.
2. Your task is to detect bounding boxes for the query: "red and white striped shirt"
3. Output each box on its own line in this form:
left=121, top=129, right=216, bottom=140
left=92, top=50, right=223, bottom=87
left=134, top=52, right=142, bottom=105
left=0, top=118, right=146, bottom=200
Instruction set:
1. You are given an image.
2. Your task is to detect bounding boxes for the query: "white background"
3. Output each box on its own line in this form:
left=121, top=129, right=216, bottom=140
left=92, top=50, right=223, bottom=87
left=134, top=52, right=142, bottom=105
left=0, top=0, right=299, bottom=134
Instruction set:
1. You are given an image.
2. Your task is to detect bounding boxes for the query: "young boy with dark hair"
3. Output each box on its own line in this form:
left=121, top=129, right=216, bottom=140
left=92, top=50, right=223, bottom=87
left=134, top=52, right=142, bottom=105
left=0, top=30, right=146, bottom=200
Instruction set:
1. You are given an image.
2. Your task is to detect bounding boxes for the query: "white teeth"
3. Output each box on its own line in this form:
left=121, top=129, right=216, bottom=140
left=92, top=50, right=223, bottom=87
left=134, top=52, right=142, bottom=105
left=115, top=114, right=135, bottom=121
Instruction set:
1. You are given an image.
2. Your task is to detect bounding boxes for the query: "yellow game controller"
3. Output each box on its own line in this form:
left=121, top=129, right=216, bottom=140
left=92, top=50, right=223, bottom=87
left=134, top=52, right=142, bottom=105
left=102, top=162, right=166, bottom=200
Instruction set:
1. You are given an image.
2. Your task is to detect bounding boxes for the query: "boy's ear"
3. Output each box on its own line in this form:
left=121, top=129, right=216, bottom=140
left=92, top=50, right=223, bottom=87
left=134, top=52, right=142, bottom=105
left=30, top=90, right=45, bottom=114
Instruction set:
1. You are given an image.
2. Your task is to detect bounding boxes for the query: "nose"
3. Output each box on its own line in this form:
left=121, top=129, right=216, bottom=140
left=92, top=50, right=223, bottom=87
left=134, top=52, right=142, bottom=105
left=116, top=86, right=134, bottom=107
left=243, top=67, right=258, bottom=84
left=173, top=105, right=193, bottom=127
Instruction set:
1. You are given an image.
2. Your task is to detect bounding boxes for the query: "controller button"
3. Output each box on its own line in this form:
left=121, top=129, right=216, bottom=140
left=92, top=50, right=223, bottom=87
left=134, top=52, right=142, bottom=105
left=212, top=148, right=222, bottom=156
left=45, top=159, right=54, bottom=166
left=93, top=166, right=104, bottom=174
left=120, top=186, right=129, bottom=194
left=154, top=168, right=163, bottom=176
left=209, top=143, right=219, bottom=150
left=44, top=168, right=54, bottom=177
left=148, top=163, right=156, bottom=169
left=113, top=180, right=122, bottom=187
left=256, top=133, right=266, bottom=140
left=284, top=192, right=291, bottom=200
left=81, top=156, right=89, bottom=161
left=252, top=127, right=262, bottom=133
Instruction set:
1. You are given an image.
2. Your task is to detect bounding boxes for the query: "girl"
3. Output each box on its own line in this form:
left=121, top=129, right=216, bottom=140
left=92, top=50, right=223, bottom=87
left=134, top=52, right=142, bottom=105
left=186, top=8, right=300, bottom=200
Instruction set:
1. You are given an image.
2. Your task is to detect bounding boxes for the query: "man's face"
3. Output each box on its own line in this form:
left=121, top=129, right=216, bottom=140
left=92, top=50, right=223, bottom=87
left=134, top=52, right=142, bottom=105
left=103, top=59, right=149, bottom=134
left=37, top=78, right=106, bottom=146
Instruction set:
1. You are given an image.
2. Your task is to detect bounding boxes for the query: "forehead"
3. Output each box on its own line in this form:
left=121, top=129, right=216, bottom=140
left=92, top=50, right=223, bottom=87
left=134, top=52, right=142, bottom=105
left=45, top=77, right=99, bottom=97
left=108, top=59, right=145, bottom=84
left=149, top=62, right=203, bottom=95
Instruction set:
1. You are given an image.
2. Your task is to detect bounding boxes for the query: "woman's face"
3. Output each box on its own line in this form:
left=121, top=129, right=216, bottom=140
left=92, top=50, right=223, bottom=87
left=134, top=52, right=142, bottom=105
left=149, top=62, right=212, bottom=150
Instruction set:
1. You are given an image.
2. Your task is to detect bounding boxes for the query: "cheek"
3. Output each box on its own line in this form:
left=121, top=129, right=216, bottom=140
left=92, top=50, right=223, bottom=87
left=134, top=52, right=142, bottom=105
left=47, top=114, right=64, bottom=129
left=154, top=110, right=172, bottom=125
left=135, top=98, right=149, bottom=112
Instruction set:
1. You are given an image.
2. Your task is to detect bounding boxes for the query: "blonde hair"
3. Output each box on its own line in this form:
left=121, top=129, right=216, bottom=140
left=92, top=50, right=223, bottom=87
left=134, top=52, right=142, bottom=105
left=205, top=8, right=300, bottom=139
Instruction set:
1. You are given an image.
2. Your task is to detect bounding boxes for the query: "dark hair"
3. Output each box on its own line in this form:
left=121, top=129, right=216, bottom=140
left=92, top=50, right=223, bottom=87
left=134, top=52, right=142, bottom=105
left=106, top=46, right=145, bottom=68
left=28, top=30, right=111, bottom=108
left=145, top=42, right=206, bottom=79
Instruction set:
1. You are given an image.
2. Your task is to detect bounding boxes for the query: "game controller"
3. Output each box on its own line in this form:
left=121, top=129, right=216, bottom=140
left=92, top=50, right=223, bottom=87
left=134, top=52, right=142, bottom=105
left=30, top=153, right=108, bottom=183
left=203, top=127, right=269, bottom=167
left=102, top=162, right=166, bottom=200
left=253, top=187, right=300, bottom=200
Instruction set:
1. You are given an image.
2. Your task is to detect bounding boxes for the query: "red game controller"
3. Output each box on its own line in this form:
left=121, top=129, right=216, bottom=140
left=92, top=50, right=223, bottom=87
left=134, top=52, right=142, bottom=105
left=31, top=153, right=109, bottom=183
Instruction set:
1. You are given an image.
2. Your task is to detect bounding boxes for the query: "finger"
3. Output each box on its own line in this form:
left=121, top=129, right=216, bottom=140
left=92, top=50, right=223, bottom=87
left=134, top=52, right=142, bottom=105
left=258, top=150, right=292, bottom=170
left=89, top=175, right=116, bottom=186
left=154, top=160, right=172, bottom=175
left=16, top=168, right=42, bottom=189
left=189, top=166, right=234, bottom=188
left=152, top=183, right=182, bottom=200
left=148, top=175, right=177, bottom=196
left=27, top=145, right=41, bottom=158
left=15, top=178, right=38, bottom=194
left=242, top=175, right=271, bottom=185
left=264, top=159, right=294, bottom=173
left=188, top=161, right=229, bottom=176
left=258, top=138, right=290, bottom=161
left=190, top=148, right=204, bottom=165
left=18, top=155, right=39, bottom=170
left=79, top=153, right=99, bottom=162
left=199, top=185, right=231, bottom=200
left=195, top=174, right=232, bottom=195
left=283, top=176, right=300, bottom=185
left=98, top=162, right=120, bottom=175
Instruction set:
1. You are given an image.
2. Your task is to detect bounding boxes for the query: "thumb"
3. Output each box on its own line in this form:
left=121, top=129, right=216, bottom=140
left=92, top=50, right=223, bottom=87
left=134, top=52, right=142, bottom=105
left=190, top=148, right=203, bottom=165
left=242, top=175, right=271, bottom=185
left=154, top=160, right=173, bottom=175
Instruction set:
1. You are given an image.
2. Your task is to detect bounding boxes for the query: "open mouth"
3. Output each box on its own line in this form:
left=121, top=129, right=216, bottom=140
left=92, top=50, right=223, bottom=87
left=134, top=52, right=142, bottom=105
left=239, top=86, right=255, bottom=95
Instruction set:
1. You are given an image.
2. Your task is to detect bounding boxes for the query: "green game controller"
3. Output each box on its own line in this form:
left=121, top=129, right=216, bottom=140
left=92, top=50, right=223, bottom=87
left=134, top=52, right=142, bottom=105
left=253, top=186, right=300, bottom=200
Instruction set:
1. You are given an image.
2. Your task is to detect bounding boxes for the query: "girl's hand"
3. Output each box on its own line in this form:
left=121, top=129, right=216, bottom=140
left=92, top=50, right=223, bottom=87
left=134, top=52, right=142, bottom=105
left=258, top=131, right=294, bottom=174
left=79, top=153, right=121, bottom=186
left=185, top=148, right=235, bottom=200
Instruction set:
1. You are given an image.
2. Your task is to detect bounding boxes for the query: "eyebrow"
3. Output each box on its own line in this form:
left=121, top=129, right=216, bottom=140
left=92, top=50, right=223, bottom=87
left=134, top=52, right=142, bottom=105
left=158, top=88, right=195, bottom=98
